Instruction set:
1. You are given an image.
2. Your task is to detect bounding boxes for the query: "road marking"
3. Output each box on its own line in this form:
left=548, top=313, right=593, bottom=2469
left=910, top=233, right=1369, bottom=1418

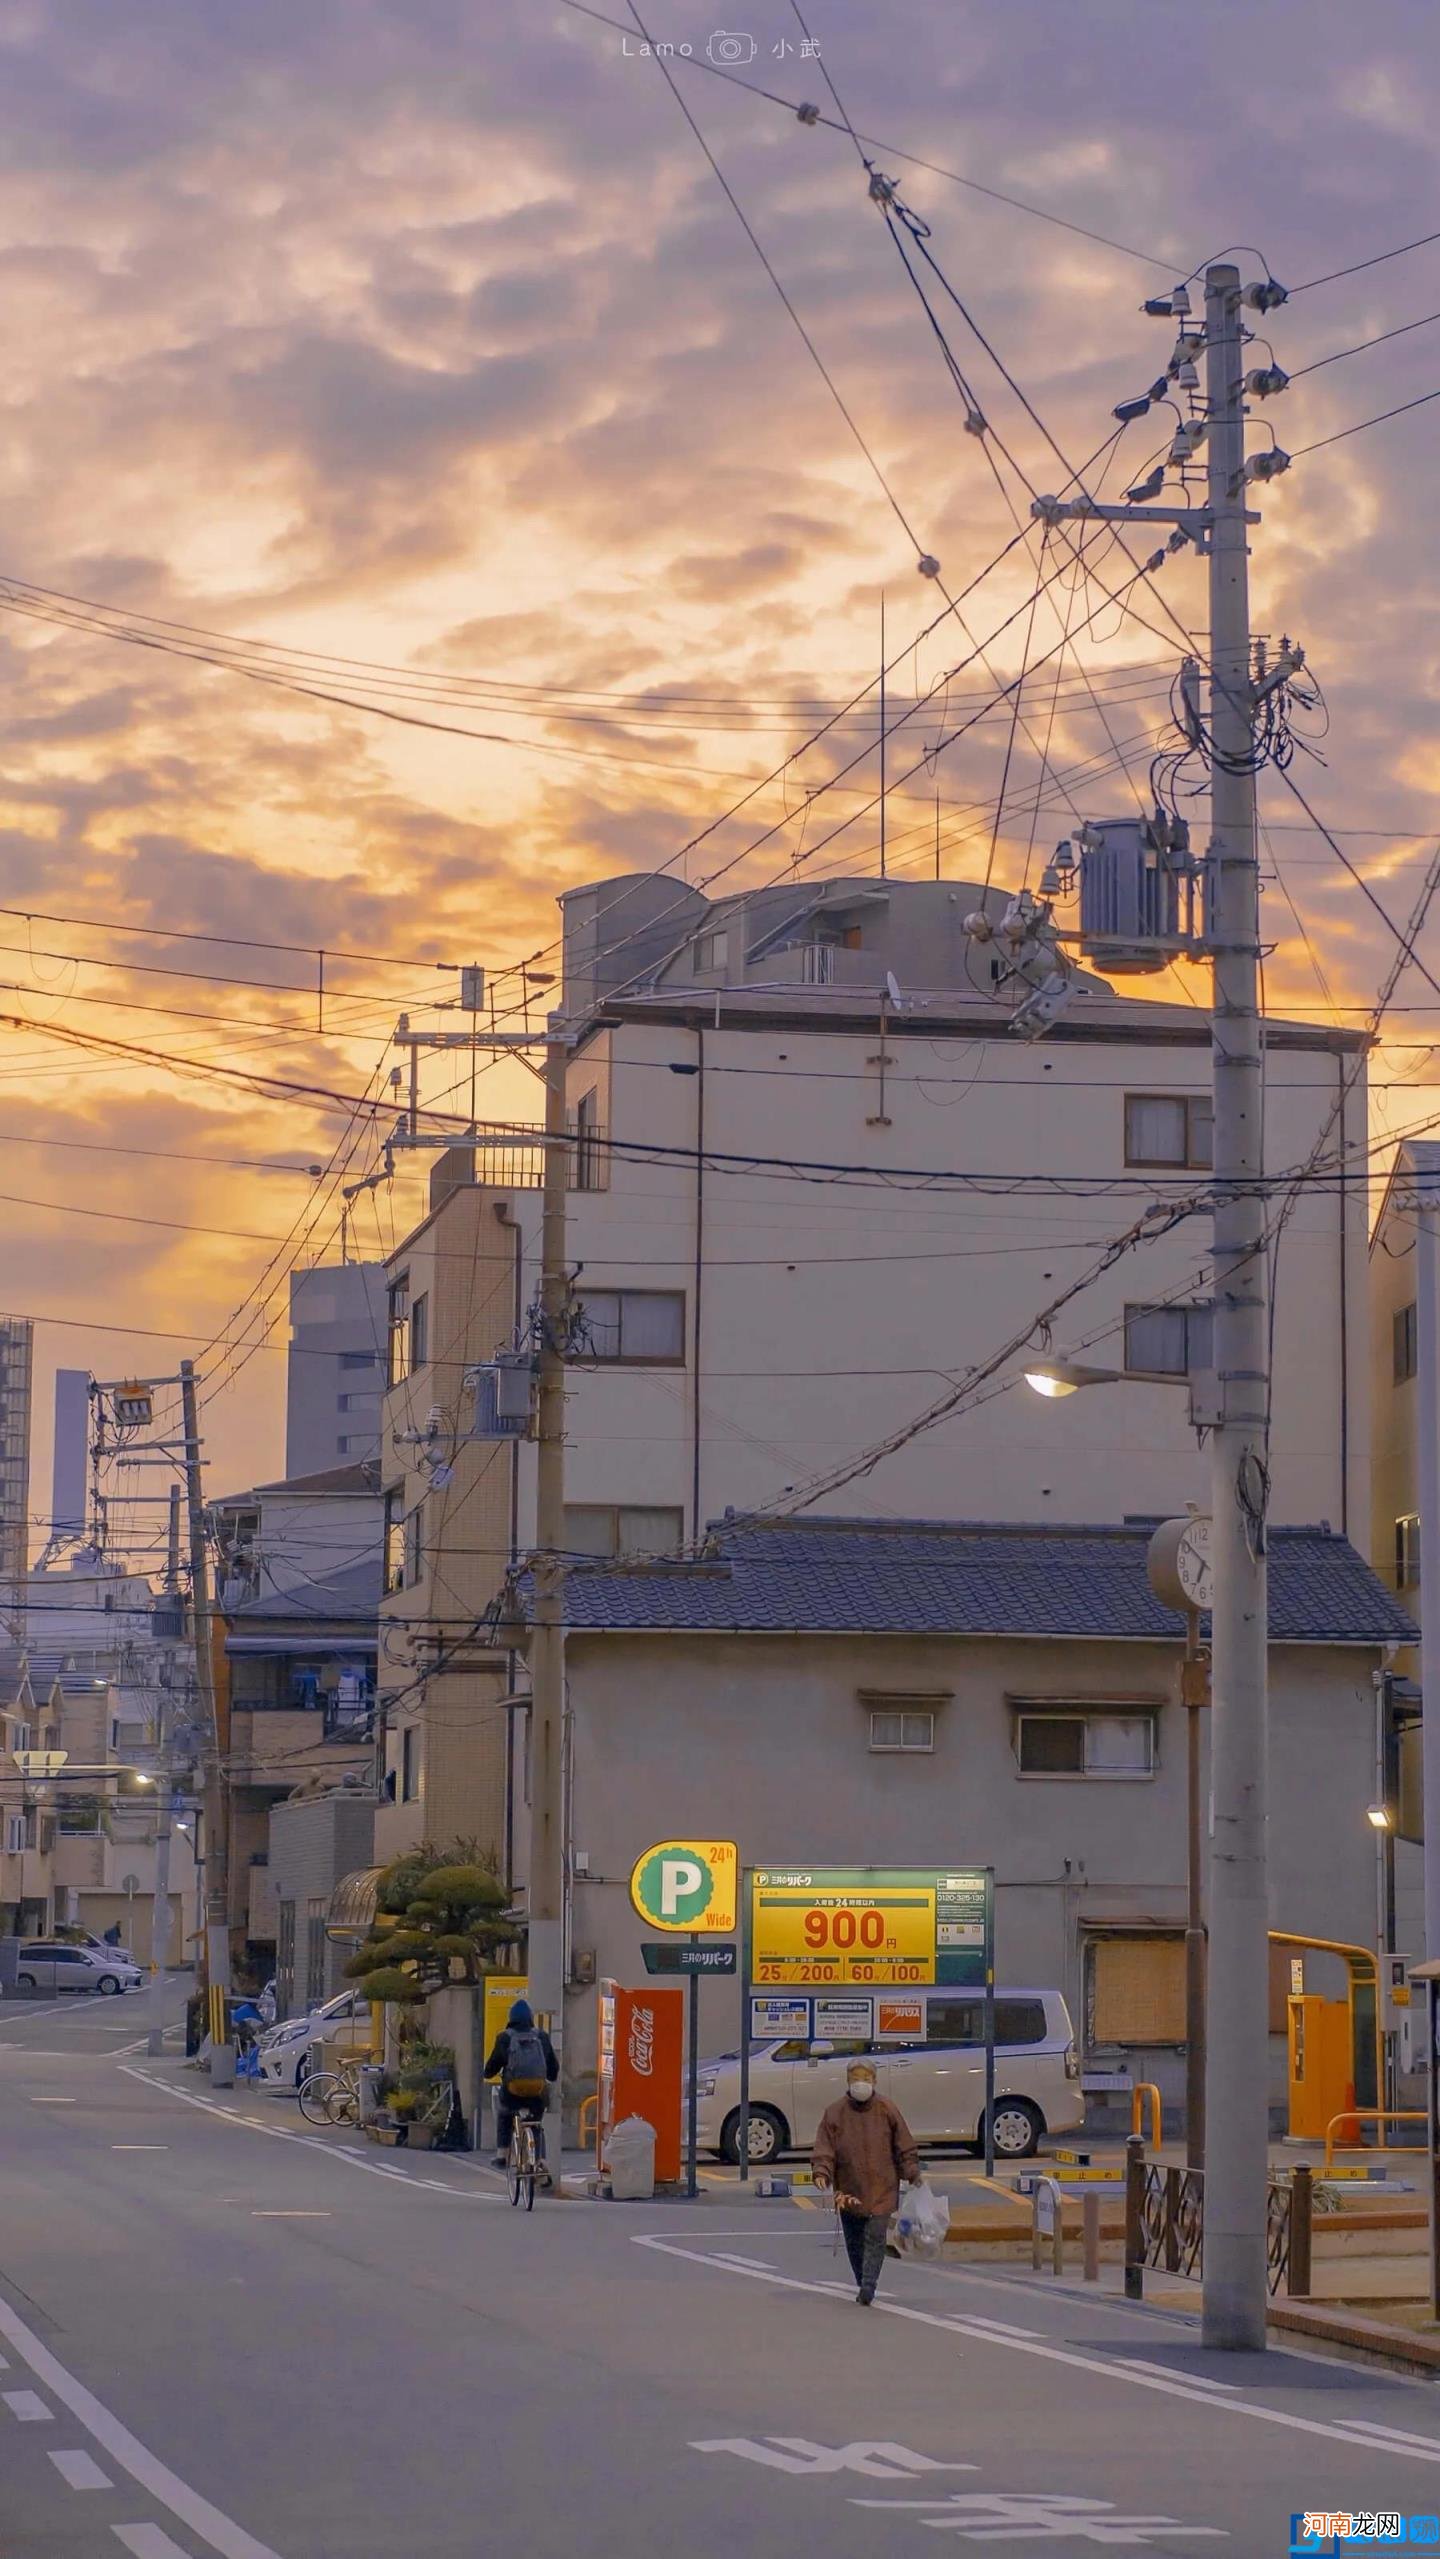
left=5, top=2388, right=53, bottom=2420
left=112, top=2145, right=169, bottom=2152
left=29, top=2095, right=77, bottom=2104
left=1334, top=2416, right=1440, bottom=2453
left=850, top=2488, right=1224, bottom=2538
left=634, top=2236, right=1440, bottom=2465
left=118, top=2068, right=502, bottom=2199
left=695, top=2438, right=978, bottom=2479
left=113, top=2527, right=196, bottom=2558
left=251, top=2210, right=331, bottom=2219
left=710, top=2253, right=779, bottom=2271
left=0, top=2290, right=281, bottom=2559
left=50, top=2448, right=113, bottom=2489
left=943, top=2314, right=1041, bottom=2339
left=1111, top=2360, right=1239, bottom=2393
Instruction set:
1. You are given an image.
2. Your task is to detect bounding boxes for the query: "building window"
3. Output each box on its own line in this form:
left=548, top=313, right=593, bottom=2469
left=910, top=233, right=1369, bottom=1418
left=409, top=1292, right=428, bottom=1374
left=5, top=1813, right=25, bottom=1854
left=341, top=1351, right=378, bottom=1371
left=1395, top=1301, right=1419, bottom=1385
left=1015, top=1709, right=1156, bottom=1778
left=1124, top=1093, right=1213, bottom=1169
left=565, top=1504, right=684, bottom=1560
left=383, top=1488, right=406, bottom=1595
left=692, top=929, right=729, bottom=974
left=573, top=1087, right=603, bottom=1192
left=1124, top=1301, right=1213, bottom=1378
left=387, top=1275, right=410, bottom=1386
left=401, top=1725, right=421, bottom=1803
left=578, top=1289, right=685, bottom=1365
left=868, top=1709, right=935, bottom=1753
left=1089, top=1932, right=1185, bottom=2044
left=404, top=1500, right=424, bottom=1587
left=1397, top=1514, right=1421, bottom=1590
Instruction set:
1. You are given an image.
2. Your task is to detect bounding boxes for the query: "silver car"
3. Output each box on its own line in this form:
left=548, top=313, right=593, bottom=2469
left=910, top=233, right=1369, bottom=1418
left=17, top=1940, right=144, bottom=1996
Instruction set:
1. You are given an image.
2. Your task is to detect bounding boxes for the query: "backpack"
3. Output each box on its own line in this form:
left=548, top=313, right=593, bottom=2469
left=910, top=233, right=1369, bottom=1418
left=503, top=2026, right=549, bottom=2101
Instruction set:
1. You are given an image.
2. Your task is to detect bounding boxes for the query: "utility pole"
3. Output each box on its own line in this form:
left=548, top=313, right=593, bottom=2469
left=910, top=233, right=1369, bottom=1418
left=1416, top=1184, right=1440, bottom=1959
left=180, top=1360, right=233, bottom=2084
left=146, top=1482, right=182, bottom=2060
left=1200, top=261, right=1270, bottom=2351
left=527, top=1029, right=570, bottom=2095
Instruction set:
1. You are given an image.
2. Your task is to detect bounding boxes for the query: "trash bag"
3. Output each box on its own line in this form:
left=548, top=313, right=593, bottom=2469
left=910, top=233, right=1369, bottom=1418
left=894, top=2179, right=951, bottom=2260
left=607, top=2114, right=657, bottom=2201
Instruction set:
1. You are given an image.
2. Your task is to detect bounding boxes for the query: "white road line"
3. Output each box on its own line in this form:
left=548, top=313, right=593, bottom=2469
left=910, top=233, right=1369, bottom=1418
left=50, top=2448, right=114, bottom=2489
left=633, top=2236, right=1440, bottom=2466
left=0, top=2292, right=282, bottom=2559
left=118, top=2068, right=501, bottom=2199
left=1107, top=2359, right=1239, bottom=2392
left=112, top=2145, right=169, bottom=2152
left=1334, top=2417, right=1440, bottom=2453
left=29, top=2095, right=77, bottom=2104
left=250, top=2210, right=331, bottom=2220
left=5, top=2388, right=53, bottom=2420
left=113, top=2526, right=195, bottom=2558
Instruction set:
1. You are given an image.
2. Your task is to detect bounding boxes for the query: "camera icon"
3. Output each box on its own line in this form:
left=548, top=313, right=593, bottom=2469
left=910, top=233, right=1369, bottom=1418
left=707, top=30, right=757, bottom=64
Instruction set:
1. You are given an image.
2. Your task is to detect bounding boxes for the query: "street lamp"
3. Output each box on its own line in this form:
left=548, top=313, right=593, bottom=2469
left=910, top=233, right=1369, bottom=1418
left=1023, top=1356, right=1126, bottom=1398
left=1367, top=1804, right=1393, bottom=1833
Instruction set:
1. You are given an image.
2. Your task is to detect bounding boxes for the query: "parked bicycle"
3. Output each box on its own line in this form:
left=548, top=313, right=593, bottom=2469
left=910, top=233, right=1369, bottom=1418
left=296, top=2055, right=362, bottom=2128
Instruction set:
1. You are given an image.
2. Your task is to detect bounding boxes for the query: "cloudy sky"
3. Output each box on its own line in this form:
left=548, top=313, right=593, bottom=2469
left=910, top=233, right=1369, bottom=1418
left=0, top=0, right=1437, bottom=1523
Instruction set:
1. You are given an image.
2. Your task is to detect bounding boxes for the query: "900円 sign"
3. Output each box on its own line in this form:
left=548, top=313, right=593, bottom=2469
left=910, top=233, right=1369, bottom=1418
left=750, top=1868, right=990, bottom=1988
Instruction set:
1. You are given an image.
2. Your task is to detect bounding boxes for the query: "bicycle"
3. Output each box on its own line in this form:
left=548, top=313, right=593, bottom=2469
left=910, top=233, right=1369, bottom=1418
left=297, top=2059, right=362, bottom=2129
left=507, top=2112, right=541, bottom=2210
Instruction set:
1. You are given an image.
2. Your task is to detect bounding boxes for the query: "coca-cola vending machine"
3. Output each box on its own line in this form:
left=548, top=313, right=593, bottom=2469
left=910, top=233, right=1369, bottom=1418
left=596, top=1978, right=683, bottom=2184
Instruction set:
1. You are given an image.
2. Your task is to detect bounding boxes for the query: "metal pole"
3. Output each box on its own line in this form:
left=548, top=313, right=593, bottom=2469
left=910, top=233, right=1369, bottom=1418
left=146, top=1729, right=175, bottom=2061
left=180, top=1360, right=232, bottom=2084
left=1183, top=1615, right=1208, bottom=2170
left=686, top=1935, right=700, bottom=2199
left=1201, top=261, right=1270, bottom=2352
left=983, top=1872, right=996, bottom=2177
left=1417, top=1189, right=1440, bottom=1961
left=527, top=1031, right=569, bottom=2110
left=738, top=1871, right=752, bottom=2183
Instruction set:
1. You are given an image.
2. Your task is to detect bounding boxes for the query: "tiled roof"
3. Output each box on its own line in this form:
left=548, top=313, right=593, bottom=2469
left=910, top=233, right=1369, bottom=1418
left=535, top=1516, right=1415, bottom=1646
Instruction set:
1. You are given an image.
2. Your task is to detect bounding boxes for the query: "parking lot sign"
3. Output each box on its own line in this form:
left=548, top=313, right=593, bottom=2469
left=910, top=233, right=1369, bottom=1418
left=629, top=1839, right=738, bottom=1934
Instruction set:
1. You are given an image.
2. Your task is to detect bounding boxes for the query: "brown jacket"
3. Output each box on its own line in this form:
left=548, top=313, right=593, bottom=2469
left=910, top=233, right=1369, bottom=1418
left=812, top=2092, right=920, bottom=2218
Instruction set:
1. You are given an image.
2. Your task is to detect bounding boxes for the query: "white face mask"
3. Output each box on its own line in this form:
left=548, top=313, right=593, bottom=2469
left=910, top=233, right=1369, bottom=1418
left=849, top=2078, right=876, bottom=2103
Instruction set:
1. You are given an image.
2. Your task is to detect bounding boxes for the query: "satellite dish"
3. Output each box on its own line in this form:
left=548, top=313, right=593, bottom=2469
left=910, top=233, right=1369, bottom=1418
left=884, top=971, right=905, bottom=1009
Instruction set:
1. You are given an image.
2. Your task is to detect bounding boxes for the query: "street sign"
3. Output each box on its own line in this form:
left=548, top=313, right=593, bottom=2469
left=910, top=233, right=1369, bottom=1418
left=629, top=1839, right=738, bottom=1934
left=641, top=1941, right=738, bottom=1976
left=749, top=1867, right=990, bottom=1988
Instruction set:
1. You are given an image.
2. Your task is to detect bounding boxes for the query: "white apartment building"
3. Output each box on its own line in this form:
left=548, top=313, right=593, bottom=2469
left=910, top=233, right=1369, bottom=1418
left=375, top=871, right=1371, bottom=1868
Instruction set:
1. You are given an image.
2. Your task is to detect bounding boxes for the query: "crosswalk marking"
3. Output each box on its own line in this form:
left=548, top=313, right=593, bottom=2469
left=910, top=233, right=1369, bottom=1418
left=51, top=2448, right=114, bottom=2489
left=113, top=2527, right=194, bottom=2558
left=4, top=2389, right=53, bottom=2420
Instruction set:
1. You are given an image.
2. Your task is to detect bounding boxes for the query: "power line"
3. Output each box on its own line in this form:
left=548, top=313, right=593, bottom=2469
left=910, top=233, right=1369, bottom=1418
left=1290, top=307, right=1440, bottom=379
left=1293, top=227, right=1440, bottom=294
left=1290, top=384, right=1440, bottom=457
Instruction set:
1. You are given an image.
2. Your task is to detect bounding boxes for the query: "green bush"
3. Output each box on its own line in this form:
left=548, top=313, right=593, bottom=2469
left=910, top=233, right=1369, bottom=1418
left=344, top=1843, right=517, bottom=2001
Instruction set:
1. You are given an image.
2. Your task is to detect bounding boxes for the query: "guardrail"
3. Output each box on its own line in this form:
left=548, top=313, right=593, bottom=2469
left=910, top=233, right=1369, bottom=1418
left=1130, top=2082, right=1162, bottom=2147
left=1323, top=2109, right=1426, bottom=2172
left=1122, top=2137, right=1314, bottom=2303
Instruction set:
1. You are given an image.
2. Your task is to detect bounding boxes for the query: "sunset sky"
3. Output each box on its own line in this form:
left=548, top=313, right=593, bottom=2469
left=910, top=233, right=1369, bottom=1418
left=0, top=0, right=1437, bottom=1530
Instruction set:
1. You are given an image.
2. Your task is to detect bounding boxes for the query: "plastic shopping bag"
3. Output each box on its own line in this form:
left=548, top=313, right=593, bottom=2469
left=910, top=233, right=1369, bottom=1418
left=895, top=2179, right=951, bottom=2260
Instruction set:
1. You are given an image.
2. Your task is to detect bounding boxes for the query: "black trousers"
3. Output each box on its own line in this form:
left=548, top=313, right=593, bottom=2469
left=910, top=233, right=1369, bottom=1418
left=494, top=2094, right=548, bottom=2160
left=840, top=2210, right=890, bottom=2297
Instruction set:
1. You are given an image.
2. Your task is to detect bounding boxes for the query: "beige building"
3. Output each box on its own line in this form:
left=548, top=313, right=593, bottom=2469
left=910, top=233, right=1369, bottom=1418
left=505, top=1514, right=1415, bottom=2119
left=376, top=871, right=1374, bottom=1889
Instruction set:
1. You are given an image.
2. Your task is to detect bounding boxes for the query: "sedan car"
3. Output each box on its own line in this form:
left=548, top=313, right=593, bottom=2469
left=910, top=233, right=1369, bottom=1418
left=17, top=1941, right=144, bottom=1995
left=255, top=1990, right=373, bottom=2093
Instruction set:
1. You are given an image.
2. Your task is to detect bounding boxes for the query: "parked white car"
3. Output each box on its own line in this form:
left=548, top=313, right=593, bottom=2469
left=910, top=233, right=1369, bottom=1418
left=255, top=1991, right=373, bottom=2094
left=694, top=1988, right=1082, bottom=2164
left=17, top=1941, right=143, bottom=1996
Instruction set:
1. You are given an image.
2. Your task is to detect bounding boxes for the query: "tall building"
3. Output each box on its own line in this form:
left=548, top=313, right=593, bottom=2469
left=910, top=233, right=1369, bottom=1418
left=284, top=1264, right=388, bottom=1476
left=0, top=1316, right=34, bottom=1581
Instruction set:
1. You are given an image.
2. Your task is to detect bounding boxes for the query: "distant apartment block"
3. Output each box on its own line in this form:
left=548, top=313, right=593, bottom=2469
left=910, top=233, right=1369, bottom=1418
left=285, top=1264, right=388, bottom=1475
left=0, top=1315, right=34, bottom=1581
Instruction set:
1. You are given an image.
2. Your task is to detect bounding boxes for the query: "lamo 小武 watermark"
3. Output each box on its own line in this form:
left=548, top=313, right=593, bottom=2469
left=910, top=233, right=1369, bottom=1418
left=619, top=30, right=823, bottom=62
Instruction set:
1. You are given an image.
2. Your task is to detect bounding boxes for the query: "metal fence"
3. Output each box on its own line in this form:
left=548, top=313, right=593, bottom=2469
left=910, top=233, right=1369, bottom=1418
left=1123, top=2138, right=1313, bottom=2302
left=468, top=1120, right=610, bottom=1193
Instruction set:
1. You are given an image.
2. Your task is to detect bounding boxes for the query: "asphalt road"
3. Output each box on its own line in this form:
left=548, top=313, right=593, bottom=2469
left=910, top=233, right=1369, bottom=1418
left=4, top=1992, right=1440, bottom=2556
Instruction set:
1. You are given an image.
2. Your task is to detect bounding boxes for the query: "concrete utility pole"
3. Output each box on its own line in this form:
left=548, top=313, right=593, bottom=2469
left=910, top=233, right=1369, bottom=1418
left=180, top=1360, right=233, bottom=2083
left=1200, top=261, right=1270, bottom=2352
left=527, top=1030, right=570, bottom=2096
left=1417, top=1186, right=1440, bottom=1959
left=146, top=1483, right=183, bottom=2060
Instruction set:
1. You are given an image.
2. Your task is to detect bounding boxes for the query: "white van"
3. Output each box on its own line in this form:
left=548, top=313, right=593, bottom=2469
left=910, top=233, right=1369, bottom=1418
left=693, top=1988, right=1081, bottom=2164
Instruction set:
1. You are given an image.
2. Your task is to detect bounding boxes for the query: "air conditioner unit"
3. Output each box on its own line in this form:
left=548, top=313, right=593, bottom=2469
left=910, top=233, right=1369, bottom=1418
left=1073, top=816, right=1202, bottom=974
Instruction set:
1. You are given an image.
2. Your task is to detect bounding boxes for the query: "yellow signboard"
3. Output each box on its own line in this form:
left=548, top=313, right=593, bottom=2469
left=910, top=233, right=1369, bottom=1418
left=751, top=1876, right=938, bottom=1986
left=483, top=1975, right=528, bottom=2060
left=629, top=1840, right=738, bottom=1935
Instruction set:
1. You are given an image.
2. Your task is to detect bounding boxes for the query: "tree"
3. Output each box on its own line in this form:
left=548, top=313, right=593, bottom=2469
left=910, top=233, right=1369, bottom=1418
left=345, top=1843, right=515, bottom=1999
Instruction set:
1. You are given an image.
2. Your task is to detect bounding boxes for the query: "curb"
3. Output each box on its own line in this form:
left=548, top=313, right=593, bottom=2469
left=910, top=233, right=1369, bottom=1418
left=1270, top=2301, right=1440, bottom=2377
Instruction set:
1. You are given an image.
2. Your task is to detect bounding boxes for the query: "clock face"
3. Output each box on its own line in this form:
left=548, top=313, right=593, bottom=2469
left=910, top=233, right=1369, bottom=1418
left=1176, top=1517, right=1213, bottom=1609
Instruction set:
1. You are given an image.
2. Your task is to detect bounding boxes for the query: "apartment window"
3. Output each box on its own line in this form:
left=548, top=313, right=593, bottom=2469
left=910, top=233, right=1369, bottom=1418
left=305, top=1897, right=328, bottom=2007
left=387, top=1274, right=411, bottom=1386
left=409, top=1291, right=429, bottom=1374
left=340, top=1351, right=378, bottom=1371
left=1124, top=1301, right=1213, bottom=1378
left=401, top=1725, right=421, bottom=1803
left=1124, top=1093, right=1213, bottom=1169
left=868, top=1709, right=935, bottom=1754
left=404, top=1499, right=425, bottom=1587
left=565, top=1504, right=684, bottom=1560
left=1395, top=1301, right=1419, bottom=1385
left=692, top=929, right=729, bottom=974
left=383, top=1488, right=406, bottom=1595
left=574, top=1086, right=602, bottom=1193
left=579, top=1289, right=685, bottom=1365
left=1015, top=1708, right=1156, bottom=1778
left=1397, top=1514, right=1421, bottom=1590
left=5, top=1813, right=24, bottom=1854
left=9, top=1721, right=29, bottom=1756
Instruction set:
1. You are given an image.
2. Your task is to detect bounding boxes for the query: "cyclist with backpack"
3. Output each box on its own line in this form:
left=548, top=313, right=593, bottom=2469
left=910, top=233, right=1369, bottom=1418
left=484, top=1998, right=558, bottom=2176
